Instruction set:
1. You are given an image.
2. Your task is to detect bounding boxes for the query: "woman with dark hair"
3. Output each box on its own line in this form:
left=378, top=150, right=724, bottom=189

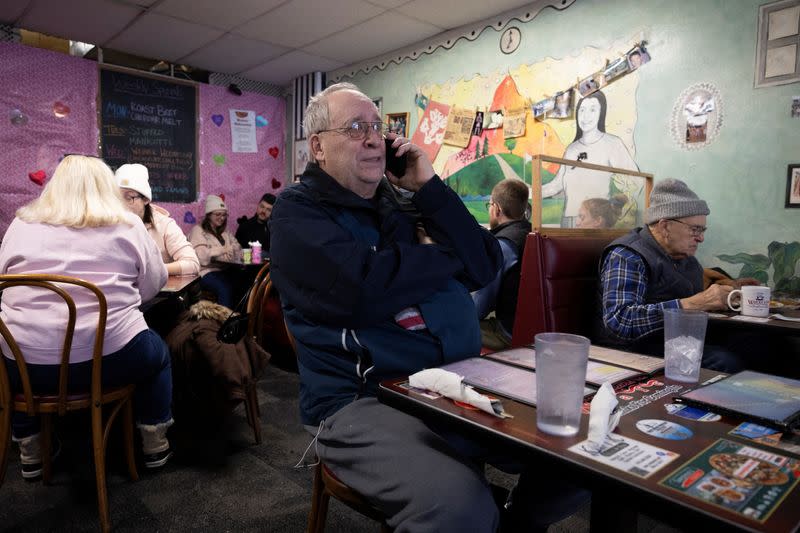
left=541, top=90, right=637, bottom=226
left=188, top=195, right=243, bottom=308
left=116, top=164, right=199, bottom=276
left=576, top=194, right=628, bottom=228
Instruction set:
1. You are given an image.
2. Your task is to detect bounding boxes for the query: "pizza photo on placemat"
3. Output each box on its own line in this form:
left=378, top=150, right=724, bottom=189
left=708, top=453, right=789, bottom=485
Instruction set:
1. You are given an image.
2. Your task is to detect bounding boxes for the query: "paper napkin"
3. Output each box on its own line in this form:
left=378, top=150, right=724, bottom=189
left=409, top=368, right=512, bottom=418
left=587, top=382, right=621, bottom=448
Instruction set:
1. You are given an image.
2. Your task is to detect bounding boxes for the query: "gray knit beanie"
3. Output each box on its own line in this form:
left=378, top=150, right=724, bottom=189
left=644, top=178, right=709, bottom=224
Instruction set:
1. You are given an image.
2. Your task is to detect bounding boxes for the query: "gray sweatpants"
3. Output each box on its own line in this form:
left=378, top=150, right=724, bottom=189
left=316, top=397, right=500, bottom=533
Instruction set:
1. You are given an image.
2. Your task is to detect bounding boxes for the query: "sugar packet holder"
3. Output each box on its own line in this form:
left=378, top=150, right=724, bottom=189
left=409, top=368, right=512, bottom=418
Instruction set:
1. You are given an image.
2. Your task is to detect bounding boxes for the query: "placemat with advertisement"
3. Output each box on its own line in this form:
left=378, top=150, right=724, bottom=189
left=660, top=438, right=800, bottom=523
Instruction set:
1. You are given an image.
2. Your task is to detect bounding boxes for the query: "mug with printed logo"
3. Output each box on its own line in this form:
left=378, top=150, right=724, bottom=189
left=727, top=285, right=771, bottom=318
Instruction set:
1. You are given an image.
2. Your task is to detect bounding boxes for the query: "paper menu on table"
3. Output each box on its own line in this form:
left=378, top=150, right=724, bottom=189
left=440, top=357, right=595, bottom=407
left=587, top=345, right=665, bottom=374
left=485, top=347, right=643, bottom=386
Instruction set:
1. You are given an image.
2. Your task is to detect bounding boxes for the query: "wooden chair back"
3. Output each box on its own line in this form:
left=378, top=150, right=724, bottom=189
left=0, top=274, right=137, bottom=533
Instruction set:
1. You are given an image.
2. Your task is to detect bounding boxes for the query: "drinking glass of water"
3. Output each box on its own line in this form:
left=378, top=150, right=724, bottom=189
left=534, top=332, right=590, bottom=437
left=663, top=308, right=707, bottom=383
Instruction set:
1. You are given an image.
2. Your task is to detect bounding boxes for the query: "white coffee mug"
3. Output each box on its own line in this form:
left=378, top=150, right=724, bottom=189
left=727, top=285, right=771, bottom=318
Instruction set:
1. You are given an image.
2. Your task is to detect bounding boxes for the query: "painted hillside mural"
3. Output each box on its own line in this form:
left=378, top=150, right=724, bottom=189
left=413, top=41, right=647, bottom=226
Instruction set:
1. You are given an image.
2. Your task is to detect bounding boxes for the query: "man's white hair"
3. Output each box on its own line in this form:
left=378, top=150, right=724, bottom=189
left=303, top=82, right=373, bottom=163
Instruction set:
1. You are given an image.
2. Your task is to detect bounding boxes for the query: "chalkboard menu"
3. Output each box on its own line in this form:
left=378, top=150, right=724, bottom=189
left=100, top=67, right=197, bottom=203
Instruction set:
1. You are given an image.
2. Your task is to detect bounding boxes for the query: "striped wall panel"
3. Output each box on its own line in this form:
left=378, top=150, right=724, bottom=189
left=293, top=72, right=325, bottom=140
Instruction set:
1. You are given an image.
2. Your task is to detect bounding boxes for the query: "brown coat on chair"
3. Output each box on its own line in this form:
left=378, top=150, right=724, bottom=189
left=165, top=300, right=270, bottom=432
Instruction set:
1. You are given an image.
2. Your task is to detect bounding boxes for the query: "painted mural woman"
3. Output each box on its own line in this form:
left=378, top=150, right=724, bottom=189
left=541, top=90, right=638, bottom=227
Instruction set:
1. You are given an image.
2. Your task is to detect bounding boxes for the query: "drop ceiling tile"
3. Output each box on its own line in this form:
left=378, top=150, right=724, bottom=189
left=302, top=11, right=440, bottom=63
left=180, top=33, right=288, bottom=73
left=18, top=0, right=141, bottom=45
left=364, top=0, right=410, bottom=7
left=240, top=50, right=344, bottom=85
left=235, top=0, right=384, bottom=48
left=154, top=0, right=284, bottom=31
left=397, top=0, right=534, bottom=29
left=111, top=0, right=160, bottom=6
left=107, top=12, right=223, bottom=61
left=0, top=0, right=31, bottom=25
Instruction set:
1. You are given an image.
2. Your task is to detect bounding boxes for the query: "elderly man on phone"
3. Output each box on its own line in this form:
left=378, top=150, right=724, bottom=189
left=270, top=82, right=585, bottom=532
left=596, top=178, right=765, bottom=372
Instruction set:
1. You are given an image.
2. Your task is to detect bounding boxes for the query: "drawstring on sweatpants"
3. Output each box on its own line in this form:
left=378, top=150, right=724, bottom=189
left=294, top=420, right=323, bottom=469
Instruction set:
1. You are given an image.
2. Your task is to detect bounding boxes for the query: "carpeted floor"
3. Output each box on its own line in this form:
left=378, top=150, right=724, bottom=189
left=0, top=364, right=681, bottom=532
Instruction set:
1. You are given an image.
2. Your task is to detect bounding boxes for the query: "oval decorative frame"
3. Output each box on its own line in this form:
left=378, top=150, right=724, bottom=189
left=670, top=82, right=723, bottom=151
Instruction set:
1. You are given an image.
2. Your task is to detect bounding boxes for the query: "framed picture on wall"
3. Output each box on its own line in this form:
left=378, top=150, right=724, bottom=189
left=787, top=164, right=800, bottom=208
left=386, top=112, right=409, bottom=137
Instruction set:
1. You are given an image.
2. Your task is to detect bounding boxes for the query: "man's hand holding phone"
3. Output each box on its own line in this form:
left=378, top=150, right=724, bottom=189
left=384, top=134, right=435, bottom=193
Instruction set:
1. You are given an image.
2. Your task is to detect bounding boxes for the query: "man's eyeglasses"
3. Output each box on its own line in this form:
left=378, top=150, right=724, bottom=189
left=485, top=200, right=495, bottom=211
left=668, top=219, right=707, bottom=236
left=123, top=193, right=146, bottom=203
left=316, top=121, right=387, bottom=140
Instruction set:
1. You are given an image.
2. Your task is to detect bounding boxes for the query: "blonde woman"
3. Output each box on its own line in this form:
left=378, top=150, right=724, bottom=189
left=188, top=195, right=243, bottom=308
left=0, top=155, right=174, bottom=477
left=115, top=163, right=199, bottom=276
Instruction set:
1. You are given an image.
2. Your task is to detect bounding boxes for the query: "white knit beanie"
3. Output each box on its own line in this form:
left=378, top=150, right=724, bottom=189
left=205, top=194, right=227, bottom=214
left=644, top=178, right=709, bottom=224
left=115, top=164, right=152, bottom=201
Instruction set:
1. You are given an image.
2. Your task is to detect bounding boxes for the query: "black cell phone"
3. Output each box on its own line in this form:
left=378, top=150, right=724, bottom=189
left=385, top=138, right=407, bottom=178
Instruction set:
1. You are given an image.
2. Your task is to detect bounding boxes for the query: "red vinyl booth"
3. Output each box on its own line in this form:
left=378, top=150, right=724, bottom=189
left=510, top=230, right=622, bottom=347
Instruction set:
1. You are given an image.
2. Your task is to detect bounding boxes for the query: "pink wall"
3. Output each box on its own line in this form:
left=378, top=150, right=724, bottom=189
left=0, top=41, right=286, bottom=237
left=0, top=42, right=99, bottom=237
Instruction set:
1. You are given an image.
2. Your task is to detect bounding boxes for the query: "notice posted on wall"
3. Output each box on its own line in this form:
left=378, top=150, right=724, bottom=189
left=569, top=433, right=680, bottom=478
left=230, top=109, right=257, bottom=153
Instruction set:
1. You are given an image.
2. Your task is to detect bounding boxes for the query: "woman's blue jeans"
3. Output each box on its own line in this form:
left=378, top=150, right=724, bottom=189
left=200, top=270, right=246, bottom=309
left=5, top=328, right=173, bottom=438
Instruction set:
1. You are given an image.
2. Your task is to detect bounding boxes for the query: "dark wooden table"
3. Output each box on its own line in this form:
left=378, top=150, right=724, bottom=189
left=142, top=274, right=201, bottom=333
left=708, top=308, right=800, bottom=336
left=379, top=369, right=800, bottom=532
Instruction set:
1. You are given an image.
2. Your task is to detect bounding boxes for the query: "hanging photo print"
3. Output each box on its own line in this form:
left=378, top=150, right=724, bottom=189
left=603, top=57, right=630, bottom=83
left=472, top=111, right=484, bottom=137
left=484, top=109, right=504, bottom=129
left=547, top=89, right=574, bottom=119
left=627, top=45, right=651, bottom=71
left=503, top=106, right=527, bottom=138
left=532, top=97, right=555, bottom=119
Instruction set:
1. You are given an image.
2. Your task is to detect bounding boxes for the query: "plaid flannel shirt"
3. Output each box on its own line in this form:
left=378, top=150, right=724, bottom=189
left=600, top=247, right=682, bottom=340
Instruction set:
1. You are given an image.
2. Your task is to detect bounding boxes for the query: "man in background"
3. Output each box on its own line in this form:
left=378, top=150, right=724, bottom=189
left=596, top=178, right=761, bottom=371
left=235, top=193, right=275, bottom=250
left=473, top=178, right=531, bottom=350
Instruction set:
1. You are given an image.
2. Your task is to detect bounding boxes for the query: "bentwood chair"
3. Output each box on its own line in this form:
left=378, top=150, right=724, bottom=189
left=239, top=262, right=272, bottom=445
left=307, top=460, right=392, bottom=533
left=0, top=274, right=138, bottom=533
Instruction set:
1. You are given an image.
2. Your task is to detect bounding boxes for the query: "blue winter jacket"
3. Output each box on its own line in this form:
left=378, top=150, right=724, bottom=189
left=269, top=163, right=502, bottom=425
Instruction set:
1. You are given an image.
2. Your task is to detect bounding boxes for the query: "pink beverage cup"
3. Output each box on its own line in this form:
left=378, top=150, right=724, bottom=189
left=251, top=244, right=262, bottom=264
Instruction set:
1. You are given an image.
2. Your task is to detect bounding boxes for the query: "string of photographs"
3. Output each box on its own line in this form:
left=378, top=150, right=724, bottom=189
left=421, top=42, right=651, bottom=148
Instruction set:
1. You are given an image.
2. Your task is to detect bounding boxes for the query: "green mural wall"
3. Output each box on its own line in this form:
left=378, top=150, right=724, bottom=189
left=338, top=0, right=799, bottom=286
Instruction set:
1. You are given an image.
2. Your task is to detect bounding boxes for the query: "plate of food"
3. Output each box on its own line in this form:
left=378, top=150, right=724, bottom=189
left=770, top=300, right=785, bottom=310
